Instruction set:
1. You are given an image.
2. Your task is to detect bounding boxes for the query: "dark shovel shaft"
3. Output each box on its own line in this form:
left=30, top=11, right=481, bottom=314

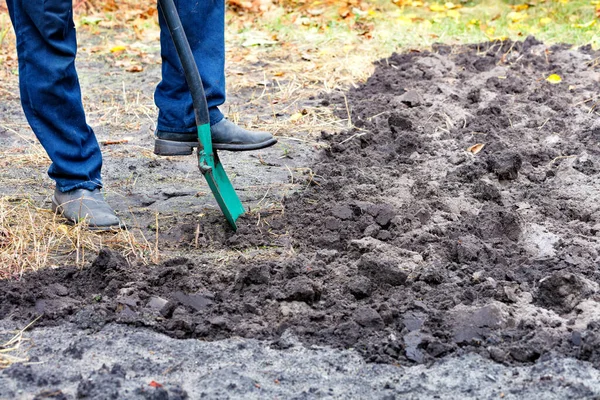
left=157, top=0, right=210, bottom=127
left=156, top=0, right=245, bottom=231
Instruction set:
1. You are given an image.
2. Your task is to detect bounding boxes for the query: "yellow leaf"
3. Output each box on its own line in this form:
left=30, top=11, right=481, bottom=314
left=513, top=4, right=529, bottom=11
left=447, top=9, right=460, bottom=18
left=397, top=16, right=414, bottom=25
left=290, top=113, right=304, bottom=122
left=573, top=20, right=596, bottom=28
left=445, top=2, right=460, bottom=9
left=539, top=17, right=552, bottom=25
left=57, top=225, right=70, bottom=235
left=430, top=4, right=446, bottom=12
left=110, top=45, right=127, bottom=53
left=507, top=11, right=527, bottom=23
left=467, top=143, right=485, bottom=155
left=468, top=19, right=480, bottom=26
left=546, top=74, right=562, bottom=84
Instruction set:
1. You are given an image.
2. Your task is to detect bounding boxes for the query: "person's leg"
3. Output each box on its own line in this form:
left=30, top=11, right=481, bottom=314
left=6, top=0, right=102, bottom=192
left=6, top=0, right=120, bottom=229
left=154, top=0, right=277, bottom=155
left=156, top=0, right=226, bottom=132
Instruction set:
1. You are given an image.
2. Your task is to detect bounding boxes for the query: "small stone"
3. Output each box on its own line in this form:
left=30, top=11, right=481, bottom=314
left=450, top=303, right=509, bottom=344
left=147, top=296, right=168, bottom=311
left=474, top=180, right=501, bottom=202
left=331, top=204, right=353, bottom=220
left=398, top=90, right=423, bottom=107
left=173, top=292, right=214, bottom=312
left=280, top=305, right=292, bottom=317
left=388, top=113, right=413, bottom=134
left=284, top=276, right=318, bottom=304
left=487, top=153, right=523, bottom=181
left=209, top=317, right=228, bottom=329
left=376, top=230, right=392, bottom=241
left=536, top=271, right=599, bottom=313
left=159, top=301, right=177, bottom=318
left=364, top=224, right=381, bottom=238
left=347, top=276, right=373, bottom=299
left=488, top=346, right=507, bottom=362
left=375, top=206, right=396, bottom=227
left=353, top=307, right=384, bottom=329
left=358, top=253, right=408, bottom=286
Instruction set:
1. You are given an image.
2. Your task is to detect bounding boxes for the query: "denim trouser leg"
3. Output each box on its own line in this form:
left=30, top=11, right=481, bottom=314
left=156, top=0, right=226, bottom=133
left=6, top=0, right=103, bottom=192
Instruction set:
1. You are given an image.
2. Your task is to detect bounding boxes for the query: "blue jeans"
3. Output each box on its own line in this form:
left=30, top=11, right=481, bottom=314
left=6, top=0, right=226, bottom=192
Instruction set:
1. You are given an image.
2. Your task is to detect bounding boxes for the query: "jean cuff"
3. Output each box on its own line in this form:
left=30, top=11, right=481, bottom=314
left=56, top=180, right=102, bottom=193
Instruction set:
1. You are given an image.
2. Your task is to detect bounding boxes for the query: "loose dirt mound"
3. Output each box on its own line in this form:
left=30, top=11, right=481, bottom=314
left=2, top=38, right=600, bottom=367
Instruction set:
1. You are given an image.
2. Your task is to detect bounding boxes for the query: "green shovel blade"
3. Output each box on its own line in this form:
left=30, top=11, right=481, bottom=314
left=197, top=124, right=245, bottom=230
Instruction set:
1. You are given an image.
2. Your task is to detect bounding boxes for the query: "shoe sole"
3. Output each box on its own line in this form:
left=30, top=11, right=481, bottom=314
left=154, top=138, right=278, bottom=156
left=51, top=196, right=123, bottom=232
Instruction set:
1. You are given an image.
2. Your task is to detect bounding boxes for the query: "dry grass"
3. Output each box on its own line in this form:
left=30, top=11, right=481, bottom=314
left=0, top=196, right=157, bottom=280
left=0, top=317, right=38, bottom=369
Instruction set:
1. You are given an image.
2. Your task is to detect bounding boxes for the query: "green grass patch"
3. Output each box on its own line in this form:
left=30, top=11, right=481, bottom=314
left=235, top=0, right=599, bottom=54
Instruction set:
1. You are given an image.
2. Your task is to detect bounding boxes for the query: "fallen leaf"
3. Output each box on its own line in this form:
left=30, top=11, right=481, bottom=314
left=149, top=381, right=163, bottom=388
left=467, top=143, right=485, bottom=154
left=290, top=112, right=304, bottom=122
left=110, top=45, right=127, bottom=53
left=126, top=65, right=144, bottom=73
left=511, top=4, right=529, bottom=11
left=79, top=16, right=103, bottom=25
left=507, top=11, right=527, bottom=23
left=447, top=9, right=460, bottom=18
left=101, top=139, right=130, bottom=146
left=241, top=32, right=278, bottom=47
left=546, top=74, right=562, bottom=84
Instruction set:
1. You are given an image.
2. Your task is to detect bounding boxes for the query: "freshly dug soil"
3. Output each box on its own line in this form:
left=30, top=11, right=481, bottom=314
left=2, top=38, right=600, bottom=369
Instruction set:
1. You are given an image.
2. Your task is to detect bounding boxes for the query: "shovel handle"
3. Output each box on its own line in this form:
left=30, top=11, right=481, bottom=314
left=157, top=0, right=211, bottom=128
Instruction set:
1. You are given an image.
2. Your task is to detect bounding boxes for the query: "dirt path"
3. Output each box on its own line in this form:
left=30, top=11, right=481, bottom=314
left=2, top=34, right=600, bottom=398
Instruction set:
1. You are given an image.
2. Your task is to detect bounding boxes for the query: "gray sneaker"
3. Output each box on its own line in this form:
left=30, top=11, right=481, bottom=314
left=51, top=188, right=121, bottom=230
left=154, top=119, right=277, bottom=156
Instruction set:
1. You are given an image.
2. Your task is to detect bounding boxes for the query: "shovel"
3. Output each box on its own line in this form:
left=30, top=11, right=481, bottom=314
left=158, top=0, right=245, bottom=231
